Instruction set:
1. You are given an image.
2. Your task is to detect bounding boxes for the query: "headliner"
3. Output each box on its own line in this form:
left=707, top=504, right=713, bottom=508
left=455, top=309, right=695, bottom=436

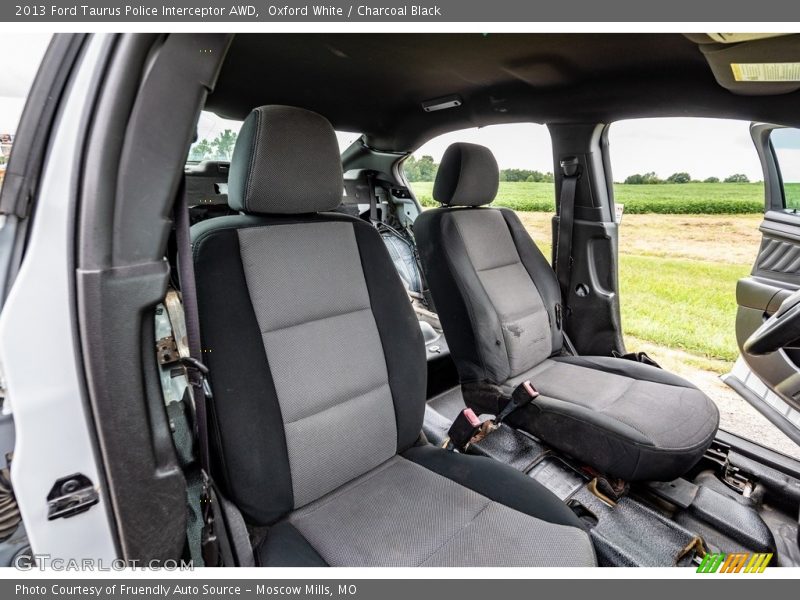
left=206, top=33, right=800, bottom=151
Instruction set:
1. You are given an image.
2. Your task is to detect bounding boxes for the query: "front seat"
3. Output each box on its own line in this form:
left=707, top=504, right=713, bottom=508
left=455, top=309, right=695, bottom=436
left=414, top=142, right=720, bottom=482
left=191, top=106, right=596, bottom=567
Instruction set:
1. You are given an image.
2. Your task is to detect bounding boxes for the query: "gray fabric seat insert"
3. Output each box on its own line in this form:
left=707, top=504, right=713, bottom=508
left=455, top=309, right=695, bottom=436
left=238, top=220, right=397, bottom=507
left=288, top=455, right=595, bottom=567
left=450, top=207, right=554, bottom=374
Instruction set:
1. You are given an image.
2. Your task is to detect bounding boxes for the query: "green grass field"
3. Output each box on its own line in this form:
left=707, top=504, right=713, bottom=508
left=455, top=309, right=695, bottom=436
left=524, top=237, right=747, bottom=365
left=618, top=255, right=748, bottom=364
left=411, top=181, right=778, bottom=214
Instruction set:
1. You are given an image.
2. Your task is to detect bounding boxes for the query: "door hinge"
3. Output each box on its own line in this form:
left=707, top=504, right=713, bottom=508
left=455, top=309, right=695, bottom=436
left=46, top=474, right=99, bottom=520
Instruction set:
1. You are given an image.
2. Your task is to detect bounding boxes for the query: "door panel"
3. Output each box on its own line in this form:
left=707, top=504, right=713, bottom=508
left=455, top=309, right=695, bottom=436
left=733, top=124, right=800, bottom=424
left=563, top=219, right=624, bottom=356
left=736, top=276, right=793, bottom=316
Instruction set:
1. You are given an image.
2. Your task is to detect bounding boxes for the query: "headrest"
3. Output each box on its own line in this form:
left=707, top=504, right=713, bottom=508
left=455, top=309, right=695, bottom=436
left=432, top=143, right=499, bottom=207
left=227, top=105, right=343, bottom=214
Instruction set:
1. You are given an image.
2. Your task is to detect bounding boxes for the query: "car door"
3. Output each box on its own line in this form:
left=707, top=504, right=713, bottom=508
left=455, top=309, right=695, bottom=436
left=728, top=123, right=800, bottom=446
left=0, top=34, right=121, bottom=564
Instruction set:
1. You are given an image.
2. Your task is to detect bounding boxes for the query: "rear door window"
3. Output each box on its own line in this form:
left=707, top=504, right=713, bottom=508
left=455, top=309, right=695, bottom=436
left=770, top=127, right=800, bottom=212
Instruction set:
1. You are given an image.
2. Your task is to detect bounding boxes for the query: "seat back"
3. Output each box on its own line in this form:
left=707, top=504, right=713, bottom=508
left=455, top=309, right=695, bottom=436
left=192, top=106, right=426, bottom=524
left=415, top=143, right=563, bottom=386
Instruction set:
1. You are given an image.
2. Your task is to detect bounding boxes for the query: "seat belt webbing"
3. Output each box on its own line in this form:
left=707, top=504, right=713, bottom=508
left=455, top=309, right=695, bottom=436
left=173, top=181, right=212, bottom=477
left=167, top=181, right=249, bottom=567
left=173, top=179, right=239, bottom=567
left=554, top=157, right=580, bottom=326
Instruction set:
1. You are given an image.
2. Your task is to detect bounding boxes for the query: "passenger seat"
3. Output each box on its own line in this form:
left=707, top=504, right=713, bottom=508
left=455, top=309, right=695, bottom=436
left=415, top=142, right=720, bottom=482
left=191, top=107, right=596, bottom=566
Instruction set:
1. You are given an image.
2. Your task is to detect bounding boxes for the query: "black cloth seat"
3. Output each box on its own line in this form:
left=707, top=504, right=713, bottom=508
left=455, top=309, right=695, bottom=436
left=191, top=106, right=596, bottom=566
left=414, top=142, right=719, bottom=482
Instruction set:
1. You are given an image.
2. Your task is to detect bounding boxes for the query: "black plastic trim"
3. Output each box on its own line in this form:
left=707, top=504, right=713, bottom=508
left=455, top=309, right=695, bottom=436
left=722, top=375, right=800, bottom=450
left=715, top=428, right=800, bottom=480
left=75, top=33, right=233, bottom=561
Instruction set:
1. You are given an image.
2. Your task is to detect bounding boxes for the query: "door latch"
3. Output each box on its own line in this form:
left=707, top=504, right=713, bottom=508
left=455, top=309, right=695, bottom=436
left=46, top=474, right=99, bottom=520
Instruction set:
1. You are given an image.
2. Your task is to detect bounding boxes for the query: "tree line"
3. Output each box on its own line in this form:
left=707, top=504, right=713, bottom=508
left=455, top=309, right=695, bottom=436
left=404, top=156, right=753, bottom=185
left=623, top=172, right=751, bottom=184
left=188, top=129, right=239, bottom=162
left=404, top=155, right=554, bottom=183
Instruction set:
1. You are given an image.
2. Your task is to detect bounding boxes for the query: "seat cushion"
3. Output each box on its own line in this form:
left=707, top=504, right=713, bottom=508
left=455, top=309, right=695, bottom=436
left=258, top=450, right=596, bottom=567
left=498, top=356, right=720, bottom=481
left=257, top=521, right=329, bottom=567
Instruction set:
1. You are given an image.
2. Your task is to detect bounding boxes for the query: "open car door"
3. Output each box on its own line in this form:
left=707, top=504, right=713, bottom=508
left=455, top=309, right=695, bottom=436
left=726, top=123, right=800, bottom=448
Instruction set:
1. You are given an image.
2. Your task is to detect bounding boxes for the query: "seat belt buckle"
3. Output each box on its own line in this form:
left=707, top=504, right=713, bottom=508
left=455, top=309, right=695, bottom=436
left=496, top=380, right=540, bottom=424
left=445, top=408, right=483, bottom=452
left=521, top=381, right=539, bottom=398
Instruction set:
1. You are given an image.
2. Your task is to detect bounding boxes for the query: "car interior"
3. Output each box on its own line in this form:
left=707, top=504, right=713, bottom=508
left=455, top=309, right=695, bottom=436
left=54, top=33, right=800, bottom=567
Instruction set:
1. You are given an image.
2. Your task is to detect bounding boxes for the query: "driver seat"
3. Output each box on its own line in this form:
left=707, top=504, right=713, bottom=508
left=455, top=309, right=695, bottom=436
left=414, top=143, right=720, bottom=482
left=191, top=106, right=596, bottom=566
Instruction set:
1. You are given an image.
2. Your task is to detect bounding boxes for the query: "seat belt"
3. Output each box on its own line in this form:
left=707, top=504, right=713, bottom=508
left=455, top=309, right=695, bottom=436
left=171, top=179, right=244, bottom=567
left=366, top=170, right=379, bottom=223
left=173, top=182, right=211, bottom=479
left=443, top=381, right=540, bottom=452
left=159, top=298, right=254, bottom=566
left=554, top=157, right=581, bottom=330
left=164, top=391, right=205, bottom=562
left=172, top=180, right=218, bottom=565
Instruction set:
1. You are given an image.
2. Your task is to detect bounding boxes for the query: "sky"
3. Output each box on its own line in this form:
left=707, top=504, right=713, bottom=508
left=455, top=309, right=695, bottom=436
left=0, top=34, right=51, bottom=133
left=411, top=119, right=773, bottom=183
left=2, top=33, right=797, bottom=183
left=771, top=129, right=800, bottom=182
